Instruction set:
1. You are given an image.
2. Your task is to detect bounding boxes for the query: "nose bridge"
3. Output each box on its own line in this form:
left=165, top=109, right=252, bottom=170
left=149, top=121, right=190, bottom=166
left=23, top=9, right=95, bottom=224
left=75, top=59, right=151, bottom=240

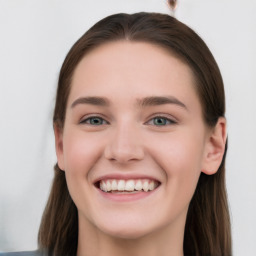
left=104, top=118, right=144, bottom=163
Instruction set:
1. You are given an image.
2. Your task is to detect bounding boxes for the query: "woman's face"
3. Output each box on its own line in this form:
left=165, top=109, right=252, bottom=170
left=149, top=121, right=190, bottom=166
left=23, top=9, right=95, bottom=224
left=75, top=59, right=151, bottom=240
left=56, top=41, right=215, bottom=239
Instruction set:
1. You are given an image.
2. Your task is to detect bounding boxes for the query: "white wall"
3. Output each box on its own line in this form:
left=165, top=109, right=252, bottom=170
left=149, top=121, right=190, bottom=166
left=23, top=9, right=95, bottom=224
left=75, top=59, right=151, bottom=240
left=0, top=0, right=255, bottom=255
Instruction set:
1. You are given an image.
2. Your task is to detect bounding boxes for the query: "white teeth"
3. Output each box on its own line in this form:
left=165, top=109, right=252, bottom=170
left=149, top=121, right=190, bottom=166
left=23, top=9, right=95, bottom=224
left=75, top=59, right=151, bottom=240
left=143, top=181, right=149, bottom=192
left=100, top=181, right=104, bottom=191
left=101, top=181, right=107, bottom=192
left=125, top=180, right=135, bottom=191
left=135, top=180, right=142, bottom=191
left=149, top=181, right=154, bottom=191
left=98, top=179, right=158, bottom=193
left=117, top=180, right=125, bottom=191
left=112, top=180, right=118, bottom=190
left=106, top=180, right=111, bottom=192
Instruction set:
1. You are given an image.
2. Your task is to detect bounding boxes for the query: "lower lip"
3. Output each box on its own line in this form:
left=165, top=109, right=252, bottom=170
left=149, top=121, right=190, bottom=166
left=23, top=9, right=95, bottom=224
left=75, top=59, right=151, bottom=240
left=96, top=188, right=159, bottom=202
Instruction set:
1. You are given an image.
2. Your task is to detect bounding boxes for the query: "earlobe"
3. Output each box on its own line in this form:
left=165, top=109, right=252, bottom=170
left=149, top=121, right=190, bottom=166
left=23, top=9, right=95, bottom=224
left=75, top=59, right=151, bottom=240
left=54, top=124, right=65, bottom=171
left=202, top=117, right=227, bottom=175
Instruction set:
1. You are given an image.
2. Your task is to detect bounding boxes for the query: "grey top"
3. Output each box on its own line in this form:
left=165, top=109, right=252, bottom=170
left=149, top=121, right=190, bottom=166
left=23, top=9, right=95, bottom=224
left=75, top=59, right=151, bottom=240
left=0, top=251, right=196, bottom=256
left=0, top=251, right=43, bottom=256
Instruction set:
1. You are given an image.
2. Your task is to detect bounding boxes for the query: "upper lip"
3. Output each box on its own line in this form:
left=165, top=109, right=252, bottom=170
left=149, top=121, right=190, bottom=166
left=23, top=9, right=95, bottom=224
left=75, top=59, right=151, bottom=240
left=93, top=174, right=161, bottom=185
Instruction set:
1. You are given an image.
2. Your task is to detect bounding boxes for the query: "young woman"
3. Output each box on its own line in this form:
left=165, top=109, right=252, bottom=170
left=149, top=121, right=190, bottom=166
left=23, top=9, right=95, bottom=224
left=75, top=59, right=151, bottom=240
left=2, top=12, right=232, bottom=256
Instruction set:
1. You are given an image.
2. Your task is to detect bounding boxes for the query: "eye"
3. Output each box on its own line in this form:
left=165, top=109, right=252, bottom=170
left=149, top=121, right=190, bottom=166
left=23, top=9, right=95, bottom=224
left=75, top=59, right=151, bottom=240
left=147, top=116, right=176, bottom=126
left=80, top=116, right=108, bottom=125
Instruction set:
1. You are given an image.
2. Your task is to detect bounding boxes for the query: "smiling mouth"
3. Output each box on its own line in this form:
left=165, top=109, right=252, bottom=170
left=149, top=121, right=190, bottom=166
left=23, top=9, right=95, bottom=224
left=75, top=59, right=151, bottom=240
left=95, top=179, right=160, bottom=193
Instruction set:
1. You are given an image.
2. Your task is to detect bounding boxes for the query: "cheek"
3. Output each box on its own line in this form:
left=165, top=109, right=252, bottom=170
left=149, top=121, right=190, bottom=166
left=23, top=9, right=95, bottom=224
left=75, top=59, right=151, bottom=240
left=149, top=131, right=204, bottom=172
left=61, top=130, right=104, bottom=213
left=146, top=131, right=204, bottom=203
left=62, top=130, right=103, bottom=177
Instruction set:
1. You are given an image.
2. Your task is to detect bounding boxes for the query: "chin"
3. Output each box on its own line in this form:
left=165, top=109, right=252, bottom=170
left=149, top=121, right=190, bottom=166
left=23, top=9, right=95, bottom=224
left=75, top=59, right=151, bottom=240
left=92, top=213, right=155, bottom=240
left=101, top=225, right=152, bottom=240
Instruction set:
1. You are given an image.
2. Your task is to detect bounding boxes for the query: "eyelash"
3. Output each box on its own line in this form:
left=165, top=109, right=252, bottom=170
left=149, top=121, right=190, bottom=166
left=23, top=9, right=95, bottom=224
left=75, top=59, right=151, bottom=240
left=146, top=115, right=177, bottom=126
left=80, top=115, right=177, bottom=126
left=80, top=116, right=109, bottom=126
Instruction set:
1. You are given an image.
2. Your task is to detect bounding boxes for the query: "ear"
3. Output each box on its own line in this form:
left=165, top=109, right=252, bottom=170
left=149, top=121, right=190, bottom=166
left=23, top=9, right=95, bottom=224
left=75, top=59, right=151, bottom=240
left=54, top=124, right=65, bottom=171
left=202, top=117, right=227, bottom=175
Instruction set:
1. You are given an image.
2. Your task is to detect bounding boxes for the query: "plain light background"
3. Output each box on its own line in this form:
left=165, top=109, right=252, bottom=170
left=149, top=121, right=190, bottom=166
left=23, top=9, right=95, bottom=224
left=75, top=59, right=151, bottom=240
left=0, top=0, right=255, bottom=255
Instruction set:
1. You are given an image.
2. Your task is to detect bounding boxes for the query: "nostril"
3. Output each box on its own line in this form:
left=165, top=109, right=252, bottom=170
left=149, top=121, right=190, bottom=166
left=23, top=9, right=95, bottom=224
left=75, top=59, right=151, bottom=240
left=103, top=134, right=145, bottom=163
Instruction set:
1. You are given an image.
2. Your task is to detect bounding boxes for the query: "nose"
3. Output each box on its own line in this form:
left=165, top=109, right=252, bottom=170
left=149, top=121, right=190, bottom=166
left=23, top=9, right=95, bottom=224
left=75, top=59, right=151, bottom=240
left=104, top=122, right=144, bottom=163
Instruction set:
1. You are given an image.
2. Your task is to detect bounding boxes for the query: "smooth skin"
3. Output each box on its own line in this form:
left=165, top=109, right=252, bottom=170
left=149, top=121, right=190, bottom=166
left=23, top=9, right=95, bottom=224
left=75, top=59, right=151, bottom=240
left=55, top=41, right=226, bottom=256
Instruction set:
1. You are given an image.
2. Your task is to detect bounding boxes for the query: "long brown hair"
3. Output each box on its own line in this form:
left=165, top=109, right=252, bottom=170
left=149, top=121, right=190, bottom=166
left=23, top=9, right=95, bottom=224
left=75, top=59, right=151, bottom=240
left=38, top=12, right=232, bottom=256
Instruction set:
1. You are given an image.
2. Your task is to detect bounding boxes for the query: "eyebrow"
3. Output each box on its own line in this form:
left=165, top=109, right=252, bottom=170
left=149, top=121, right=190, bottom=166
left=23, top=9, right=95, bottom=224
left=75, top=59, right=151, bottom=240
left=71, top=95, right=187, bottom=110
left=71, top=96, right=110, bottom=108
left=137, top=96, right=187, bottom=109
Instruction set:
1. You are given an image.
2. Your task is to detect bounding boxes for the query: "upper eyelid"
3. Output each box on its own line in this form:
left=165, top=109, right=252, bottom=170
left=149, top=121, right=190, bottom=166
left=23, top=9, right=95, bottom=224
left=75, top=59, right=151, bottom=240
left=80, top=114, right=109, bottom=124
left=145, top=113, right=177, bottom=123
left=145, top=117, right=177, bottom=126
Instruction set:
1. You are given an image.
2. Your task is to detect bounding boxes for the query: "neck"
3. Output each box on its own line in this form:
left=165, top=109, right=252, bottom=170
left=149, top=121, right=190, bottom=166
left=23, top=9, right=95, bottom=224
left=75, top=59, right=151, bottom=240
left=77, top=213, right=186, bottom=256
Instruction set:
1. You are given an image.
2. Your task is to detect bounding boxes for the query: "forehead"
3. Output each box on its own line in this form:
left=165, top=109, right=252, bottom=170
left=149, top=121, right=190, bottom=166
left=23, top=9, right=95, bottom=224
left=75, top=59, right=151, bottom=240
left=69, top=41, right=201, bottom=112
left=73, top=40, right=191, bottom=78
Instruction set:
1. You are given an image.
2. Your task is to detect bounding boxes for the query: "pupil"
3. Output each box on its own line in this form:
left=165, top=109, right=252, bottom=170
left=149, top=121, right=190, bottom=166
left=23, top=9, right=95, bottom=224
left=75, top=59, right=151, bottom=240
left=154, top=118, right=166, bottom=125
left=91, top=118, right=101, bottom=125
